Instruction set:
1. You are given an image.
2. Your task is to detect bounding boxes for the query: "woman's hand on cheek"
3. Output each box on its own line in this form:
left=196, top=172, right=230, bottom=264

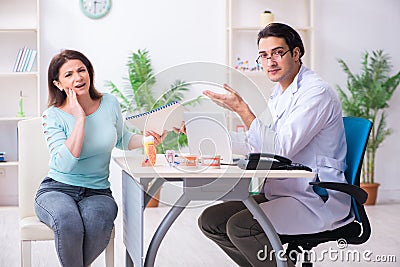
left=67, top=88, right=86, bottom=120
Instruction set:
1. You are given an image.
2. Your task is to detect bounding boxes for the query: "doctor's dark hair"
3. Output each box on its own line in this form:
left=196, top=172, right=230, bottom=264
left=47, top=49, right=102, bottom=107
left=257, top=23, right=305, bottom=64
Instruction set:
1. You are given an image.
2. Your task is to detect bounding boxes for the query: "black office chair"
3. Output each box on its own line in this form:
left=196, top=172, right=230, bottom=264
left=279, top=117, right=373, bottom=267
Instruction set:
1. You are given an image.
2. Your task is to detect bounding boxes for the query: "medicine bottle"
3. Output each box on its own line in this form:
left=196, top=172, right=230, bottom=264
left=144, top=136, right=157, bottom=166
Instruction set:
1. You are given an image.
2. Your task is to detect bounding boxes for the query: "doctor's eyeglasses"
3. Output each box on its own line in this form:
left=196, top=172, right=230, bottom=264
left=256, top=49, right=290, bottom=64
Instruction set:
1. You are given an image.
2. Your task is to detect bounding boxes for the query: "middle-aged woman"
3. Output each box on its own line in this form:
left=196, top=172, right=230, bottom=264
left=34, top=49, right=165, bottom=267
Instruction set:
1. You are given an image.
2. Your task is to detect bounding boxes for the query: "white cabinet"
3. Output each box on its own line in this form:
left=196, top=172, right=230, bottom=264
left=225, top=0, right=314, bottom=118
left=0, top=0, right=40, bottom=205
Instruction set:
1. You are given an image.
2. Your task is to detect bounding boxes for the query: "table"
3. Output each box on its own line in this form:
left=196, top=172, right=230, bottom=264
left=113, top=155, right=315, bottom=267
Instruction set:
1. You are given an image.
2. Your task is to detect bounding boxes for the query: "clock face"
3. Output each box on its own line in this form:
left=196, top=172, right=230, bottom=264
left=80, top=0, right=112, bottom=19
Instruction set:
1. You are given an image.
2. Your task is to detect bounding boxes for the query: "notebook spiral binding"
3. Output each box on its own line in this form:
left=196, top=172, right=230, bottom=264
left=125, top=101, right=179, bottom=121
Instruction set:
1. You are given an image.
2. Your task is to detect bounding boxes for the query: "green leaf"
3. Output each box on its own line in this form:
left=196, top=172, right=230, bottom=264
left=337, top=50, right=400, bottom=183
left=106, top=49, right=203, bottom=151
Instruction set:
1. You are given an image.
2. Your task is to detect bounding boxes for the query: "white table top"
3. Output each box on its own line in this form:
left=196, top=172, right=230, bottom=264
left=113, top=156, right=315, bottom=179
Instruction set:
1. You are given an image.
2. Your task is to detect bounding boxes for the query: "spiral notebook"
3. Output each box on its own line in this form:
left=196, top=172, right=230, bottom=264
left=125, top=101, right=185, bottom=134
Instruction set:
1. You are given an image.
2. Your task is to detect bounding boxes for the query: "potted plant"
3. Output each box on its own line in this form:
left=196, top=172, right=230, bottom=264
left=106, top=49, right=202, bottom=206
left=106, top=49, right=202, bottom=152
left=337, top=50, right=400, bottom=205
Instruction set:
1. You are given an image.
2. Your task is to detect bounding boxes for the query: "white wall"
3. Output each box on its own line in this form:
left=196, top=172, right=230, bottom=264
left=39, top=0, right=400, bottom=190
left=313, top=0, right=400, bottom=190
left=39, top=0, right=226, bottom=110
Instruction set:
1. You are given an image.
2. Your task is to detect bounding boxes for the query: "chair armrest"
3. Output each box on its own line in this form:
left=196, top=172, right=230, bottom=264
left=309, top=182, right=368, bottom=205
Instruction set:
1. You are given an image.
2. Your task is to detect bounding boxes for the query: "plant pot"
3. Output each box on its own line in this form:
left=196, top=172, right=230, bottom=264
left=360, top=183, right=380, bottom=205
left=146, top=189, right=161, bottom=208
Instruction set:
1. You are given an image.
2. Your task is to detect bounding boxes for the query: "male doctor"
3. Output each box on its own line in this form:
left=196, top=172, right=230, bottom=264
left=198, top=23, right=353, bottom=267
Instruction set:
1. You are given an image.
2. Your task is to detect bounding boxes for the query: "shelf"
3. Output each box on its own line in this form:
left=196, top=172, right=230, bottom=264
left=229, top=26, right=262, bottom=31
left=237, top=71, right=265, bottom=77
left=228, top=26, right=312, bottom=32
left=226, top=0, right=315, bottom=71
left=0, top=28, right=37, bottom=33
left=0, top=72, right=38, bottom=78
left=0, top=161, right=18, bottom=167
left=0, top=0, right=39, bottom=206
left=0, top=117, right=34, bottom=122
left=226, top=0, right=314, bottom=117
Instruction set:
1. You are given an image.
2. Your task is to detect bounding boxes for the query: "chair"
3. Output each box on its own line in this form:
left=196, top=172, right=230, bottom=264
left=18, top=117, right=115, bottom=267
left=279, top=117, right=373, bottom=267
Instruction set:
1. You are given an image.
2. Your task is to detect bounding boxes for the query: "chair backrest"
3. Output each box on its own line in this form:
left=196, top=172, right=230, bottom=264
left=343, top=117, right=372, bottom=221
left=313, top=117, right=372, bottom=198
left=18, top=117, right=50, bottom=219
left=343, top=117, right=372, bottom=186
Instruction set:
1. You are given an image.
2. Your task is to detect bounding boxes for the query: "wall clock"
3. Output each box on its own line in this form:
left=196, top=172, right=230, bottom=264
left=80, top=0, right=112, bottom=19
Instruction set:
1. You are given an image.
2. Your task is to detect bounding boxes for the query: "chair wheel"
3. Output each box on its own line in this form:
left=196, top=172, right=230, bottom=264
left=302, top=263, right=313, bottom=267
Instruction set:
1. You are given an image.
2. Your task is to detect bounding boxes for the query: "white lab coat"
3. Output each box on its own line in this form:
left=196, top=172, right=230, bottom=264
left=233, top=65, right=354, bottom=235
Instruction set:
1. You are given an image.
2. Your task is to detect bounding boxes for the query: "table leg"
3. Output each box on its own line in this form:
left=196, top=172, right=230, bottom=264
left=143, top=178, right=165, bottom=207
left=243, top=196, right=288, bottom=267
left=126, top=249, right=134, bottom=267
left=143, top=195, right=191, bottom=267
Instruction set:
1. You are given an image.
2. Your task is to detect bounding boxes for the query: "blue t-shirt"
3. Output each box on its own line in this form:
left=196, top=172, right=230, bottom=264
left=42, top=93, right=133, bottom=189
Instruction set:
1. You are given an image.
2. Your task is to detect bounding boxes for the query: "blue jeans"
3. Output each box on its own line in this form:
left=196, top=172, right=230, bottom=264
left=34, top=177, right=118, bottom=267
